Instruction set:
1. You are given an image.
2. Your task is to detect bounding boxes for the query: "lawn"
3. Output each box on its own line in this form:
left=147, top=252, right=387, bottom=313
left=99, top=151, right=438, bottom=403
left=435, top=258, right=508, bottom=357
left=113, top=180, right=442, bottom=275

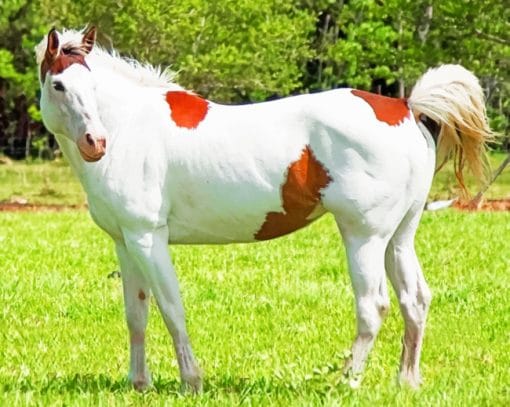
left=0, top=154, right=509, bottom=405
left=0, top=152, right=509, bottom=206
left=0, top=209, right=509, bottom=405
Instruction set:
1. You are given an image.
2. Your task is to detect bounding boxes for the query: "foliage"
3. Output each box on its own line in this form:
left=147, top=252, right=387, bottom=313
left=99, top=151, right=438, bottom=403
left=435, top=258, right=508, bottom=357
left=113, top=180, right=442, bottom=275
left=0, top=210, right=509, bottom=404
left=31, top=0, right=316, bottom=101
left=304, top=0, right=509, bottom=135
left=0, top=0, right=508, bottom=159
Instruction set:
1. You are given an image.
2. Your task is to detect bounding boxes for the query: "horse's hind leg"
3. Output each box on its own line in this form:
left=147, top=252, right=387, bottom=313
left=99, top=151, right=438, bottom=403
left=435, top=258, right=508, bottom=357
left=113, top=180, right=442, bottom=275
left=338, top=226, right=390, bottom=387
left=385, top=205, right=432, bottom=388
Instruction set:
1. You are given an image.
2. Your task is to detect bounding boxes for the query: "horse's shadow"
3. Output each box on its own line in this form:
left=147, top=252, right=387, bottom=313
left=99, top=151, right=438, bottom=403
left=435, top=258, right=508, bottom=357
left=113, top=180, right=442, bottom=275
left=1, top=371, right=339, bottom=397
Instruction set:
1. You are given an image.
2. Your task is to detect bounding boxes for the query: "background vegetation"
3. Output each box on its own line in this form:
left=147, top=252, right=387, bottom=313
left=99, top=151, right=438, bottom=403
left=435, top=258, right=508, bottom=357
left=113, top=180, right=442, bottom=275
left=0, top=0, right=508, bottom=158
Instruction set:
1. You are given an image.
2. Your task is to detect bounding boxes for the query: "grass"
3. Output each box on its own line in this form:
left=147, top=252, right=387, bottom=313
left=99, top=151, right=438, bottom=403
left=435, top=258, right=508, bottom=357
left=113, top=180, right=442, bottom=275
left=0, top=159, right=85, bottom=206
left=0, top=151, right=508, bottom=206
left=0, top=210, right=509, bottom=405
left=0, top=155, right=508, bottom=404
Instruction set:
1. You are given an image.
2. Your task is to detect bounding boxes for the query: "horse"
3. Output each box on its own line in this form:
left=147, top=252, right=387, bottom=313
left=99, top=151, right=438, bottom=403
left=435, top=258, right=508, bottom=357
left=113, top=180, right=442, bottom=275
left=35, top=26, right=493, bottom=392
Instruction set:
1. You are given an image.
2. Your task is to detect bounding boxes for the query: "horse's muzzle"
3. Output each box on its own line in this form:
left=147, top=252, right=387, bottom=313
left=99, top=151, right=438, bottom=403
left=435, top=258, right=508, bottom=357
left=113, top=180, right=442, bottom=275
left=77, top=133, right=106, bottom=162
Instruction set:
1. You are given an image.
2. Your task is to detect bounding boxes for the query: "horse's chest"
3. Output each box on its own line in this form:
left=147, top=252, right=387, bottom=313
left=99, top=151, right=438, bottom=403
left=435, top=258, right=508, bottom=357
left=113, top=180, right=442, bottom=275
left=87, top=197, right=124, bottom=240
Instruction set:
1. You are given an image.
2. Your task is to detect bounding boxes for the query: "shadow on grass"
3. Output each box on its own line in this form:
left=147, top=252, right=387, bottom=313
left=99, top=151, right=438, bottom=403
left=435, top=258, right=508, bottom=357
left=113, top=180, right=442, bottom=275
left=1, top=366, right=357, bottom=400
left=1, top=373, right=288, bottom=395
left=1, top=373, right=132, bottom=394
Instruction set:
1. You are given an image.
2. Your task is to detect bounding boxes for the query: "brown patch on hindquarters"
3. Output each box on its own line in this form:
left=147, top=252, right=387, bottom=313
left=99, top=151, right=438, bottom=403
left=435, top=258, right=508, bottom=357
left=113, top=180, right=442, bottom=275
left=165, top=91, right=209, bottom=129
left=351, top=89, right=409, bottom=126
left=138, top=290, right=146, bottom=300
left=255, top=146, right=332, bottom=240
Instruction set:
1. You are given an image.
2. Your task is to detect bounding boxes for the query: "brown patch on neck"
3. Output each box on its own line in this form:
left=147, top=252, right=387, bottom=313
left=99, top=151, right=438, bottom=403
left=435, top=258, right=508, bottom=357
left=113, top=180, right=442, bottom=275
left=351, top=89, right=409, bottom=126
left=255, top=146, right=332, bottom=240
left=138, top=290, right=146, bottom=301
left=165, top=91, right=209, bottom=129
left=40, top=52, right=90, bottom=83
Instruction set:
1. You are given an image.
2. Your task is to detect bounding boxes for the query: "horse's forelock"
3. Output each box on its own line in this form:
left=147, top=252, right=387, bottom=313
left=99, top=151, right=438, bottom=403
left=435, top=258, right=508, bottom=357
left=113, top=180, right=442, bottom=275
left=35, top=29, right=83, bottom=66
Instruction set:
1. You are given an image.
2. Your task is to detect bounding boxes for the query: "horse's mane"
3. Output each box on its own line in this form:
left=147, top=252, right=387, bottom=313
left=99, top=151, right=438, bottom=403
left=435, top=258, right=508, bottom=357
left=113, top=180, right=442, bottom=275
left=35, top=28, right=181, bottom=89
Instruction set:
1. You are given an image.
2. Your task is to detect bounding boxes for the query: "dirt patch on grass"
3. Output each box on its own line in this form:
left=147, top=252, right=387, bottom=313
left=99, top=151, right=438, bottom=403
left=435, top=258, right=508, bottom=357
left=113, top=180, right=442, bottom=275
left=1, top=200, right=509, bottom=213
left=0, top=202, right=86, bottom=212
left=453, top=198, right=510, bottom=212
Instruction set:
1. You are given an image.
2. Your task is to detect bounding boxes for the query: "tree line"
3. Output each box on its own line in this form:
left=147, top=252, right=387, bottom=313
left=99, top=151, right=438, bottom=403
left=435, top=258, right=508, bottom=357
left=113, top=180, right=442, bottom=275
left=1, top=0, right=508, bottom=158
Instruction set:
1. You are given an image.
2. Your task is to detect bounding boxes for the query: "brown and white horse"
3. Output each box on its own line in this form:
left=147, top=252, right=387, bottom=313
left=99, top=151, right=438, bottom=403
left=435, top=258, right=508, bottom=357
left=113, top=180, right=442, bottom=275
left=36, top=27, right=492, bottom=391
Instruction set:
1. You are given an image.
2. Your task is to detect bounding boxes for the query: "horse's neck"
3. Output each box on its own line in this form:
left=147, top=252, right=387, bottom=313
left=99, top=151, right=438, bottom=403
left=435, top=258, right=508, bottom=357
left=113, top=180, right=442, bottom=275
left=92, top=64, right=169, bottom=142
left=54, top=134, right=91, bottom=184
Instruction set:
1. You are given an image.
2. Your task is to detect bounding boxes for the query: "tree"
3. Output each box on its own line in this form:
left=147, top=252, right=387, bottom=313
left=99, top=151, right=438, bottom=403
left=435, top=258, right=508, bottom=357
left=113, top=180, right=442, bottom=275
left=303, top=0, right=509, bottom=138
left=40, top=0, right=316, bottom=101
left=0, top=0, right=507, bottom=159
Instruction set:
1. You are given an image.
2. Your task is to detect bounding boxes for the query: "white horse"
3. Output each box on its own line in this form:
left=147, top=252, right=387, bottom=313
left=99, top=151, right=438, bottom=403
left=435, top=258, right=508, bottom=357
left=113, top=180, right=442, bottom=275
left=36, top=27, right=492, bottom=391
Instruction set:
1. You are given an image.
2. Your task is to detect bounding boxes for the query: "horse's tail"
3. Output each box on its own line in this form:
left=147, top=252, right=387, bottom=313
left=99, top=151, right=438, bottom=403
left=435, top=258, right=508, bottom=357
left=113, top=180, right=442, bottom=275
left=408, top=64, right=494, bottom=196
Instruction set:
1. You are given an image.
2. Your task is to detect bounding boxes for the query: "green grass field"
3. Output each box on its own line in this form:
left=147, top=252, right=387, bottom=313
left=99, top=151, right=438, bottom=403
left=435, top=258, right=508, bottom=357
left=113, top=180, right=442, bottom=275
left=0, top=156, right=509, bottom=405
left=1, top=209, right=509, bottom=405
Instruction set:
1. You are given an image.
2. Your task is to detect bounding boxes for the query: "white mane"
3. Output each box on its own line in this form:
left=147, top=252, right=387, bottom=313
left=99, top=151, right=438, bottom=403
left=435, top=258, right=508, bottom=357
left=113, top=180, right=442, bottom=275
left=35, top=28, right=182, bottom=90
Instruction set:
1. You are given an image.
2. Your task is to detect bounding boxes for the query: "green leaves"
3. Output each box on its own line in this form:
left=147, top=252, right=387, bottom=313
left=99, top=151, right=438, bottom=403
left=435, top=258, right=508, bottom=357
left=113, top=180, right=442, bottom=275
left=0, top=0, right=508, bottom=157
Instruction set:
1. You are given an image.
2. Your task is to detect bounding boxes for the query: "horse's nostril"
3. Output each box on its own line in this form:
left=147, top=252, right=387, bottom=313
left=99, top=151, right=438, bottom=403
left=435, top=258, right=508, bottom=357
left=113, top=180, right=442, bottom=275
left=85, top=133, right=94, bottom=146
left=99, top=138, right=106, bottom=149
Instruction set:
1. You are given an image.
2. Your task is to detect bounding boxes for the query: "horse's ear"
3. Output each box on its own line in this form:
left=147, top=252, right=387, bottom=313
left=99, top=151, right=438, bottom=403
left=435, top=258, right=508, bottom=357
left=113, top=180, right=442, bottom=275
left=82, top=26, right=97, bottom=54
left=46, top=28, right=59, bottom=60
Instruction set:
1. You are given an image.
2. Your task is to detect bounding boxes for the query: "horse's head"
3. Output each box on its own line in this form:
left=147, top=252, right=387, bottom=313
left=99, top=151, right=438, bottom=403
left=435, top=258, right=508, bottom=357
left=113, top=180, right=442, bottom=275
left=38, top=27, right=106, bottom=162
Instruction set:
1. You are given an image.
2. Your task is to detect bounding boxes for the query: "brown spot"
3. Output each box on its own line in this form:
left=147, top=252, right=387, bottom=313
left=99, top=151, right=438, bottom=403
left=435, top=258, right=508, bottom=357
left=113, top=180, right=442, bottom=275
left=255, top=146, right=332, bottom=240
left=165, top=91, right=209, bottom=129
left=351, top=89, right=409, bottom=126
left=138, top=290, right=146, bottom=300
left=41, top=52, right=90, bottom=83
left=40, top=27, right=95, bottom=83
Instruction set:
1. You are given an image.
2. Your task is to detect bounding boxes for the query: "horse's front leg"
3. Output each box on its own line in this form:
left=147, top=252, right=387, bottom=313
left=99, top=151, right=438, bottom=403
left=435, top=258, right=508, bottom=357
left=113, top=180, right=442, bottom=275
left=122, top=226, right=202, bottom=393
left=115, top=243, right=151, bottom=391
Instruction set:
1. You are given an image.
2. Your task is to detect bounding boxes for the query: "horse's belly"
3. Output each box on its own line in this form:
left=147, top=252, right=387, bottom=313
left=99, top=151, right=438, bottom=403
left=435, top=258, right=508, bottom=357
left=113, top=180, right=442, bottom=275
left=167, top=139, right=333, bottom=244
left=167, top=215, right=259, bottom=244
left=167, top=200, right=328, bottom=245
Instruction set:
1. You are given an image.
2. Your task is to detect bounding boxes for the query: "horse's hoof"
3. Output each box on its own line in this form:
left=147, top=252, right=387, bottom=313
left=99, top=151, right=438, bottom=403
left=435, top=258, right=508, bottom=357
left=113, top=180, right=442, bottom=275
left=348, top=375, right=362, bottom=389
left=398, top=372, right=422, bottom=389
left=129, top=372, right=152, bottom=392
left=180, top=374, right=203, bottom=394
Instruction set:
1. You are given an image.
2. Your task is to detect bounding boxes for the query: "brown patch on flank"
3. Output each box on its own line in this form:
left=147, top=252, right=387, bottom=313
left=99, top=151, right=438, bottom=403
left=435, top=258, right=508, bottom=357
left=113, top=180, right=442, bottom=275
left=138, top=290, right=146, bottom=301
left=255, top=146, right=332, bottom=240
left=351, top=89, right=409, bottom=126
left=165, top=91, right=209, bottom=129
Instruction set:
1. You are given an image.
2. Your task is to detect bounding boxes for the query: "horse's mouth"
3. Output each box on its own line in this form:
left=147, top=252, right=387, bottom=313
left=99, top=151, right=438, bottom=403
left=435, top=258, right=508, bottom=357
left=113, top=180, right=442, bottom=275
left=79, top=148, right=104, bottom=162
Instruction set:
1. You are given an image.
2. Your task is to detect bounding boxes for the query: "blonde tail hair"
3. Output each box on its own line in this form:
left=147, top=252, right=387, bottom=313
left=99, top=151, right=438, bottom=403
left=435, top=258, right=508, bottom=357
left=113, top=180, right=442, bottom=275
left=408, top=64, right=494, bottom=196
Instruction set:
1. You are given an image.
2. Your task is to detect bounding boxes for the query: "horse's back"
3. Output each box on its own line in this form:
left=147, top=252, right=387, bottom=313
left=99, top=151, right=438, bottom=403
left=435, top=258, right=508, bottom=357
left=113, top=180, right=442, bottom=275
left=164, top=89, right=435, bottom=244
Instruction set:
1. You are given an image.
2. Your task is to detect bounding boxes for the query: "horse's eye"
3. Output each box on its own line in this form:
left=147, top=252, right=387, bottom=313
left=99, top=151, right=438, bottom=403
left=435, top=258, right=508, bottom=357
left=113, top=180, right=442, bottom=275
left=53, top=81, right=65, bottom=92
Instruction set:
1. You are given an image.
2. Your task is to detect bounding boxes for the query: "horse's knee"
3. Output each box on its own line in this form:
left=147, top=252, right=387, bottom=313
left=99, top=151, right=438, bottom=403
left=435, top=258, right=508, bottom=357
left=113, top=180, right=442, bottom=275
left=357, top=294, right=388, bottom=335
